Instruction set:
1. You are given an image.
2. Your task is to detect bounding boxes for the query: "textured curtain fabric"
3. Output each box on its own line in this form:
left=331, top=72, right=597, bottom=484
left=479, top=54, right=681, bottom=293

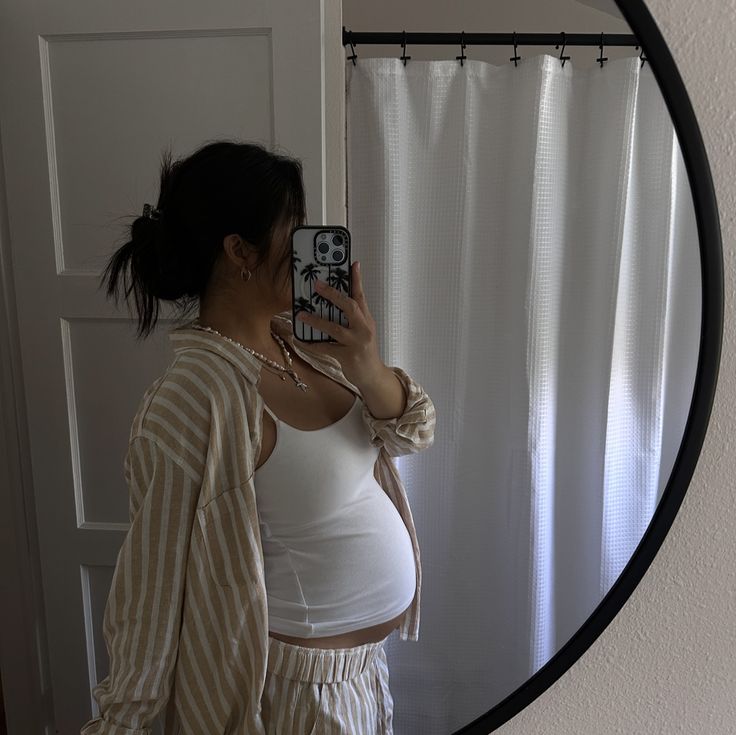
left=346, top=54, right=700, bottom=733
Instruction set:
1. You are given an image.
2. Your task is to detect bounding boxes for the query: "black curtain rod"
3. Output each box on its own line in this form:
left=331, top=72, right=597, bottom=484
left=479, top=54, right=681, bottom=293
left=342, top=28, right=646, bottom=67
left=342, top=29, right=640, bottom=48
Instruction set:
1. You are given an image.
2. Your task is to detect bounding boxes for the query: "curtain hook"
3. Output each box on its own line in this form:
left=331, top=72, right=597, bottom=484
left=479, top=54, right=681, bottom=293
left=346, top=29, right=357, bottom=66
left=400, top=30, right=411, bottom=66
left=635, top=42, right=648, bottom=68
left=597, top=32, right=608, bottom=68
left=456, top=31, right=467, bottom=67
left=510, top=31, right=521, bottom=67
left=556, top=31, right=570, bottom=68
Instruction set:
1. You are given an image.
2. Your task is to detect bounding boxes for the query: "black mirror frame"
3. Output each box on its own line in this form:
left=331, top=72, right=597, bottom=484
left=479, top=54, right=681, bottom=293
left=455, top=0, right=724, bottom=732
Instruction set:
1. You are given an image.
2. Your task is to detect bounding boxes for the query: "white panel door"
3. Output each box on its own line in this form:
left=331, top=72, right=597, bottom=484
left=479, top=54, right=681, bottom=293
left=0, top=1, right=344, bottom=731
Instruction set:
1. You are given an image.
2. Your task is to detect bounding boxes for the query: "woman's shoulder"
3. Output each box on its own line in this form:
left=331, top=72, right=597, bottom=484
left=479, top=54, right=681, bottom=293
left=164, top=356, right=261, bottom=430
left=131, top=352, right=256, bottom=434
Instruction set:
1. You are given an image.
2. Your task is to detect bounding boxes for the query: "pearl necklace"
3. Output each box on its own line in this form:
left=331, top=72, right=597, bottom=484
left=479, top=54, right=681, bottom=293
left=189, top=319, right=310, bottom=392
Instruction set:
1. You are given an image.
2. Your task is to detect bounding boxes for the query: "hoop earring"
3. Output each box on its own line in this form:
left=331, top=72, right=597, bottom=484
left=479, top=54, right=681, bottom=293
left=241, top=267, right=252, bottom=282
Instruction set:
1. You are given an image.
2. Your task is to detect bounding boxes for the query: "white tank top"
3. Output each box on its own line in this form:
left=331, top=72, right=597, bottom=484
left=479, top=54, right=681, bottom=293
left=254, top=393, right=416, bottom=637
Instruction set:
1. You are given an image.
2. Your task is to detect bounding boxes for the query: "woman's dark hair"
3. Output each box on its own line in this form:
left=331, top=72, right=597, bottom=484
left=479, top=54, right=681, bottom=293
left=99, top=139, right=307, bottom=340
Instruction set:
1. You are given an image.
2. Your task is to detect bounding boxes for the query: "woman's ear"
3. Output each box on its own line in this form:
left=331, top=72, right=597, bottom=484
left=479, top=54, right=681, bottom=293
left=223, top=234, right=255, bottom=270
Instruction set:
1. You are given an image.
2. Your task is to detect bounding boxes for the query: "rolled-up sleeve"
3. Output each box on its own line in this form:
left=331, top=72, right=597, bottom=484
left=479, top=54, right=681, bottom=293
left=361, top=365, right=436, bottom=457
left=80, top=434, right=199, bottom=734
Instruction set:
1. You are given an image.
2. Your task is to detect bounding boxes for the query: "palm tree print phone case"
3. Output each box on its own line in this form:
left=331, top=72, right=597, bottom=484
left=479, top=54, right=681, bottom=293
left=291, top=225, right=352, bottom=343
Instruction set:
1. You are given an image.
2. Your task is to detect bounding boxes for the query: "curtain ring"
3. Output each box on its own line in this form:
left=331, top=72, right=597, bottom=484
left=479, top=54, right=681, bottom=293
left=635, top=42, right=648, bottom=68
left=510, top=31, right=521, bottom=67
left=346, top=29, right=357, bottom=65
left=400, top=30, right=411, bottom=66
left=597, top=32, right=608, bottom=67
left=456, top=31, right=467, bottom=67
left=556, top=31, right=570, bottom=68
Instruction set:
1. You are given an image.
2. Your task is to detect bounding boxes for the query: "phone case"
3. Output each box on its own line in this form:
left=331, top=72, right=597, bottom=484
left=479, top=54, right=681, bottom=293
left=291, top=225, right=352, bottom=343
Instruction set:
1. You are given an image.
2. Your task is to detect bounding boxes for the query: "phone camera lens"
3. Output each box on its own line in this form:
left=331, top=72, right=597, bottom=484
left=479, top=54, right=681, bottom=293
left=318, top=242, right=329, bottom=253
left=332, top=234, right=344, bottom=246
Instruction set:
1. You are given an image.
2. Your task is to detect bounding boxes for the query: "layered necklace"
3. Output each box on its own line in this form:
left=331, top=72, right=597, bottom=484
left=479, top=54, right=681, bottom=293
left=189, top=319, right=310, bottom=392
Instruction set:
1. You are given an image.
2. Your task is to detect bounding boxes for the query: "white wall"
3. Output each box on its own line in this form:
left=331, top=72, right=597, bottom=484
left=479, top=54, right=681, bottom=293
left=343, top=0, right=736, bottom=731
left=499, top=1, right=736, bottom=731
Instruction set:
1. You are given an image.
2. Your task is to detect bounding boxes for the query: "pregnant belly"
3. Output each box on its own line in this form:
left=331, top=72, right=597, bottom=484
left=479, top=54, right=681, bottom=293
left=265, top=474, right=415, bottom=650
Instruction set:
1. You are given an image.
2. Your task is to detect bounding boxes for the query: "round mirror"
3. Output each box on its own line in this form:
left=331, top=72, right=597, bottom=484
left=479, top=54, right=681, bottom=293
left=341, top=1, right=723, bottom=733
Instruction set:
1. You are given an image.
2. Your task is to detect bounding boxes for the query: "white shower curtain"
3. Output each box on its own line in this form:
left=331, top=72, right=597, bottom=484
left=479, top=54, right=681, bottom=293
left=346, top=54, right=701, bottom=733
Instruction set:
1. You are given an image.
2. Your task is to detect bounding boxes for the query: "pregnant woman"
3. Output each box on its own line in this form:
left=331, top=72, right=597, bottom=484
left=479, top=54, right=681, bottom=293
left=82, top=140, right=435, bottom=735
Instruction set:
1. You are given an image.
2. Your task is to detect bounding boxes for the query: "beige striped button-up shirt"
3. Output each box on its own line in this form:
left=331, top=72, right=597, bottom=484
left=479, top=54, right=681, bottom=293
left=80, top=311, right=436, bottom=735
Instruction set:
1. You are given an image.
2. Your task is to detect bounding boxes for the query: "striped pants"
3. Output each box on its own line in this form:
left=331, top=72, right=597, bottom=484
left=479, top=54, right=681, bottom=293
left=260, top=633, right=394, bottom=734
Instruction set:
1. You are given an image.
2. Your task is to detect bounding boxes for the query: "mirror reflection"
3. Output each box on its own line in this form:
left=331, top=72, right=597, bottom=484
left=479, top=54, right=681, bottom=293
left=79, top=2, right=702, bottom=734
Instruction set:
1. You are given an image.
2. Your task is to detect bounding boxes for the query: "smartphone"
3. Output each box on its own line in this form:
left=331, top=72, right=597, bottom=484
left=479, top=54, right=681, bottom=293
left=290, top=225, right=352, bottom=343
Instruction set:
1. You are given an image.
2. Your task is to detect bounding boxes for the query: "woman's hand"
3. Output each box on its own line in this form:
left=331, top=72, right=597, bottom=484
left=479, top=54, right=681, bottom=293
left=294, top=261, right=385, bottom=387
